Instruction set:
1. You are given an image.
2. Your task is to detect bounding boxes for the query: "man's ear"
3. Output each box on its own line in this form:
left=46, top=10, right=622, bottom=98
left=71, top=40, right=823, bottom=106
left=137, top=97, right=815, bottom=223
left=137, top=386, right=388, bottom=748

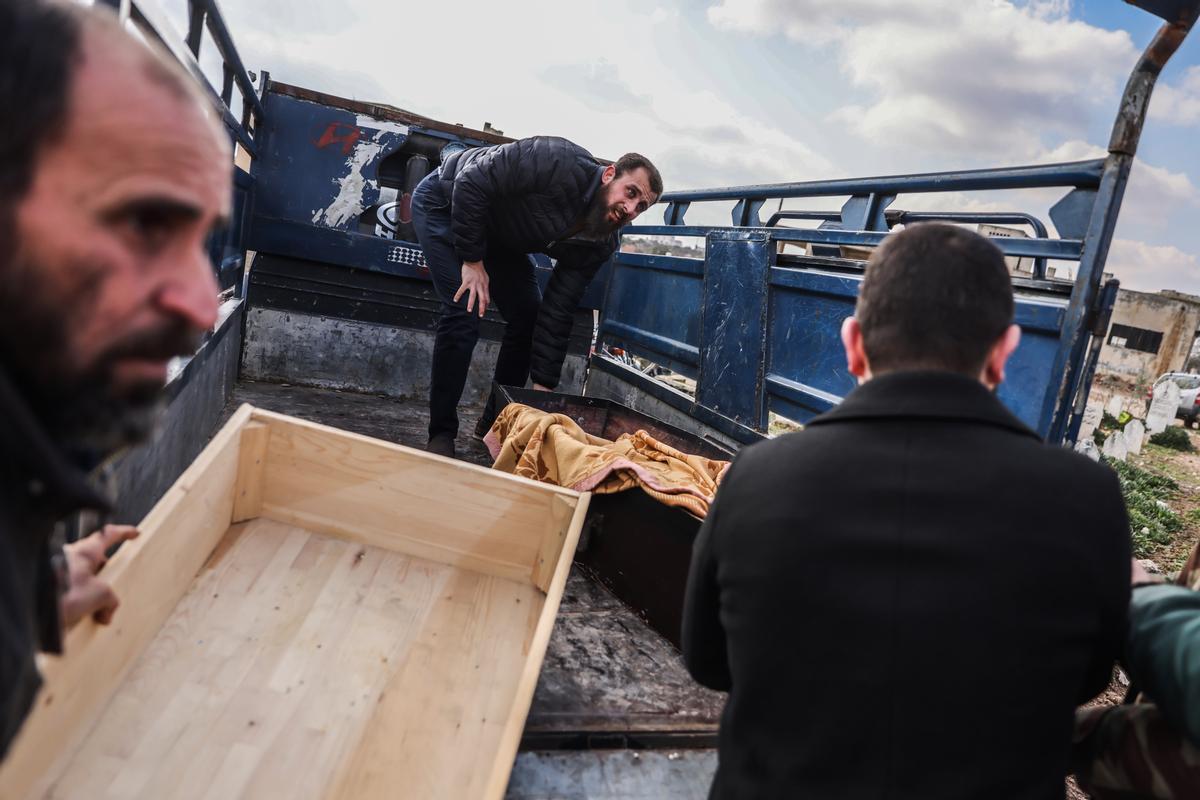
left=840, top=316, right=870, bottom=381
left=600, top=164, right=616, bottom=184
left=982, top=324, right=1021, bottom=389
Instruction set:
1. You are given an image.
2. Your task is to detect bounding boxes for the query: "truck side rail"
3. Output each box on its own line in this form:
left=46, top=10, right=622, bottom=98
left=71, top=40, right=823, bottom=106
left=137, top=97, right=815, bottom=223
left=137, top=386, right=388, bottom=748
left=597, top=1, right=1198, bottom=445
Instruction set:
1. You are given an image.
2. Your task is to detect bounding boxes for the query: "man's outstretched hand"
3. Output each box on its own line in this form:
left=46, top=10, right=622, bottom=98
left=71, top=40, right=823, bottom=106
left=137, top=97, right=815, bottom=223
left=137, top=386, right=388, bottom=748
left=455, top=260, right=490, bottom=317
left=61, top=524, right=139, bottom=628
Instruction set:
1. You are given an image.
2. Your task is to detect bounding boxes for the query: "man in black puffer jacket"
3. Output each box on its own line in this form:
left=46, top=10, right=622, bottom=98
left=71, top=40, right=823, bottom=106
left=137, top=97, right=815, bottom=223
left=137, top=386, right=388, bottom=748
left=411, top=136, right=662, bottom=457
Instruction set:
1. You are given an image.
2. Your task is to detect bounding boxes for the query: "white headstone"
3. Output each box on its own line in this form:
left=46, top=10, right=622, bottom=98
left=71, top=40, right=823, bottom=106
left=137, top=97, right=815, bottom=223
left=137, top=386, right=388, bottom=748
left=1102, top=430, right=1128, bottom=461
left=1079, top=403, right=1104, bottom=441
left=1075, top=438, right=1101, bottom=462
left=1146, top=381, right=1181, bottom=435
left=1123, top=419, right=1145, bottom=455
left=1105, top=395, right=1125, bottom=419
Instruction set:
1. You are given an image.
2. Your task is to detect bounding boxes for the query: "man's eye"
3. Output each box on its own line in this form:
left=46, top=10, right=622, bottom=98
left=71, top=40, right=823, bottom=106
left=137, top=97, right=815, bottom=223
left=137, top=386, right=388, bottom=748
left=122, top=209, right=174, bottom=250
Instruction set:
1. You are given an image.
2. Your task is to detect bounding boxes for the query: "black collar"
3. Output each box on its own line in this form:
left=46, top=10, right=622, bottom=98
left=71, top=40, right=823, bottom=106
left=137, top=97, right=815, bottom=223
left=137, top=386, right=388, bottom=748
left=0, top=365, right=109, bottom=520
left=806, top=370, right=1040, bottom=440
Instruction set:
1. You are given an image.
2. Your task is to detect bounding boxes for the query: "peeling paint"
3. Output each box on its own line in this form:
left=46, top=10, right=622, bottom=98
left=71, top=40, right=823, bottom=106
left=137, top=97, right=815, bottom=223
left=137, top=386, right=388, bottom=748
left=311, top=140, right=383, bottom=228
left=355, top=114, right=410, bottom=137
left=311, top=117, right=410, bottom=229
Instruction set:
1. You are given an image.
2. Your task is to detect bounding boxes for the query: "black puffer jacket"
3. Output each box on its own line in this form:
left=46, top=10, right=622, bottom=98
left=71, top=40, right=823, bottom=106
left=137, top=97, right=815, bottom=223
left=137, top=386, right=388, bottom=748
left=438, top=136, right=615, bottom=388
left=0, top=368, right=108, bottom=759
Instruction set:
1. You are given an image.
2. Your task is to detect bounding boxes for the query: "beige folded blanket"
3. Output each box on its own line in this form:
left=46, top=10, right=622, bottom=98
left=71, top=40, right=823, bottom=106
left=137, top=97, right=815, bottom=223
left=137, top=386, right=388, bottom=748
left=483, top=403, right=730, bottom=518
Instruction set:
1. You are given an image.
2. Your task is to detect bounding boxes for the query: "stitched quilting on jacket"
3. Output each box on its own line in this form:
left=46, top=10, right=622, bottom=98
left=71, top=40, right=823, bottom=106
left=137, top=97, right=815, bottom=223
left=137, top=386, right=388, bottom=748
left=438, top=136, right=617, bottom=388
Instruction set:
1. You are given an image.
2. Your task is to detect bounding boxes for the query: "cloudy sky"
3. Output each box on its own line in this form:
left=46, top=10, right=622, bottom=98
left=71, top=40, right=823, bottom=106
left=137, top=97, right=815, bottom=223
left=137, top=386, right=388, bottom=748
left=173, top=0, right=1197, bottom=294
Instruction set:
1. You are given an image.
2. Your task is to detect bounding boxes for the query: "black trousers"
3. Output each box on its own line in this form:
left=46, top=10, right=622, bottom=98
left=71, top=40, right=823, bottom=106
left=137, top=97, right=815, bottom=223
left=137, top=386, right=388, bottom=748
left=411, top=171, right=542, bottom=439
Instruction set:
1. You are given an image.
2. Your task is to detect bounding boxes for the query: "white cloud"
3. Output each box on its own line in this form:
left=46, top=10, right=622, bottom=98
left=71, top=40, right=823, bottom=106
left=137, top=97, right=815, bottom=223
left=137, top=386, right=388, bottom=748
left=709, top=0, right=1136, bottom=159
left=1150, top=65, right=1200, bottom=126
left=1105, top=238, right=1200, bottom=294
left=1035, top=140, right=1197, bottom=232
left=217, top=0, right=838, bottom=232
left=205, top=0, right=1196, bottom=289
left=708, top=0, right=937, bottom=45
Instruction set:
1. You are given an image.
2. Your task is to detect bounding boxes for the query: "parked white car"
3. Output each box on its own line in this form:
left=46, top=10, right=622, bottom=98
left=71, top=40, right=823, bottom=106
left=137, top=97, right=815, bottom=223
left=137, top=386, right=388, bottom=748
left=1146, top=372, right=1200, bottom=427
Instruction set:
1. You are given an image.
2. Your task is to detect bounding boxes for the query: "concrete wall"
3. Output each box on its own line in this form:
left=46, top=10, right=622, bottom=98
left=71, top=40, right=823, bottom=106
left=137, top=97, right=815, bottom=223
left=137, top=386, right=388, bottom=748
left=1095, top=288, right=1200, bottom=391
left=240, top=306, right=586, bottom=406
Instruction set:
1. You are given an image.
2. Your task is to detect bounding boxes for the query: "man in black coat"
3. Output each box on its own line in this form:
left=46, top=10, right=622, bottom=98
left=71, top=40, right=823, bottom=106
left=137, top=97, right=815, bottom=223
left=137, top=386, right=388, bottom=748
left=0, top=1, right=229, bottom=758
left=411, top=136, right=662, bottom=457
left=682, top=223, right=1131, bottom=799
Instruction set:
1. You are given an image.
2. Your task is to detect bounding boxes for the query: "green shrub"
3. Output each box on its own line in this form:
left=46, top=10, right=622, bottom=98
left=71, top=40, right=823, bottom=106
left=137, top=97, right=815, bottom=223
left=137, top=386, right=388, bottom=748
left=1105, top=457, right=1182, bottom=557
left=1149, top=427, right=1194, bottom=452
left=1101, top=412, right=1121, bottom=430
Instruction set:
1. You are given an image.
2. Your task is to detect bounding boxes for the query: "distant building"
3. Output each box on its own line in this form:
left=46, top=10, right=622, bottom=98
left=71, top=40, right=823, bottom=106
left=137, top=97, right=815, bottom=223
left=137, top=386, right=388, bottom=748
left=1095, top=288, right=1200, bottom=391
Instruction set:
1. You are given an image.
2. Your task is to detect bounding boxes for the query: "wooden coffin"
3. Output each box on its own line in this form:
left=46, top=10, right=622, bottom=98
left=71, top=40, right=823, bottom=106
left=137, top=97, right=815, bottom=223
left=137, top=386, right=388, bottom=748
left=0, top=405, right=588, bottom=800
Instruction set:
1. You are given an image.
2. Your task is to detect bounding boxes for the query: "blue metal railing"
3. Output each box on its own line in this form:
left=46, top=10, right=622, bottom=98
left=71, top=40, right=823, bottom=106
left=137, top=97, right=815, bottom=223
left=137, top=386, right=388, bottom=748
left=598, top=1, right=1198, bottom=445
left=764, top=210, right=1053, bottom=277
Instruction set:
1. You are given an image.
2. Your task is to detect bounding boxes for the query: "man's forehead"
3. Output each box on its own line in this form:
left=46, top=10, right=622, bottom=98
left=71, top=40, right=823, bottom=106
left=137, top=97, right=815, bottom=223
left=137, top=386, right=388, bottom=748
left=73, top=18, right=229, bottom=152
left=60, top=30, right=231, bottom=209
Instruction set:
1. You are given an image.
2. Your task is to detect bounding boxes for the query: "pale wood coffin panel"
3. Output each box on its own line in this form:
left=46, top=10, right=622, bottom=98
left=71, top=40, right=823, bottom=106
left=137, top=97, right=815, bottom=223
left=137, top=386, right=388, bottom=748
left=0, top=405, right=588, bottom=800
left=253, top=409, right=578, bottom=585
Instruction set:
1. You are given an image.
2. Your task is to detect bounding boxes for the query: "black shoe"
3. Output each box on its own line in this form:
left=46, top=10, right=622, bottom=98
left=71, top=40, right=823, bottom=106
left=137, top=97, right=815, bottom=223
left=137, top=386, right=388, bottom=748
left=475, top=391, right=500, bottom=438
left=425, top=433, right=455, bottom=459
left=474, top=414, right=493, bottom=439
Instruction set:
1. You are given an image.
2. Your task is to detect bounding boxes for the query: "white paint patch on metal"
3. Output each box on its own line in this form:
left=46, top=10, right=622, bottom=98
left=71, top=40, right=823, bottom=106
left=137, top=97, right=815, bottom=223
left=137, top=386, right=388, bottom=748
left=310, top=116, right=410, bottom=228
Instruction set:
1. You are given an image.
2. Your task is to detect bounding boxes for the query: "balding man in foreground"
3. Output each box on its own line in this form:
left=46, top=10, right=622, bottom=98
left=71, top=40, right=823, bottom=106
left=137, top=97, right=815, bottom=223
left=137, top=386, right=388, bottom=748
left=0, top=0, right=230, bottom=757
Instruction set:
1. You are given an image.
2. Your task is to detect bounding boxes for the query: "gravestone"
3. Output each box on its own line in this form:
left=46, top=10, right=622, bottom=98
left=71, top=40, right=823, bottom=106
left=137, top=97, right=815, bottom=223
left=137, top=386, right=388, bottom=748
left=1075, top=438, right=1101, bottom=462
left=1079, top=403, right=1104, bottom=442
left=1123, top=419, right=1145, bottom=455
left=1102, top=430, right=1128, bottom=462
left=1146, top=381, right=1181, bottom=435
left=1105, top=395, right=1125, bottom=419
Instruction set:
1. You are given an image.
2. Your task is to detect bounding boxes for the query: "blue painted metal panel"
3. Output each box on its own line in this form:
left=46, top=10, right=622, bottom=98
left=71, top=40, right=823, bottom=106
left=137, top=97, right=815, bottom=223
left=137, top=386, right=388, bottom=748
left=765, top=277, right=858, bottom=422
left=246, top=217, right=613, bottom=309
left=697, top=232, right=771, bottom=426
left=762, top=267, right=1069, bottom=428
left=253, top=94, right=409, bottom=231
left=1000, top=328, right=1065, bottom=430
left=615, top=252, right=704, bottom=277
left=600, top=257, right=703, bottom=372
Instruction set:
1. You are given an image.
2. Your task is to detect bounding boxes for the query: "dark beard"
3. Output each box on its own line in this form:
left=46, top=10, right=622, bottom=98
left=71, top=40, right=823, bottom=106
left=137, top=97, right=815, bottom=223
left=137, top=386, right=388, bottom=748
left=0, top=246, right=199, bottom=456
left=577, top=190, right=622, bottom=240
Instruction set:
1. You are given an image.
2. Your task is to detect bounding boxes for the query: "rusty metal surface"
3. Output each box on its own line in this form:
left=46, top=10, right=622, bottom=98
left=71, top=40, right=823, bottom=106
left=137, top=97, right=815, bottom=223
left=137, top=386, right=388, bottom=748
left=507, top=750, right=717, bottom=799
left=268, top=81, right=514, bottom=147
left=1109, top=4, right=1198, bottom=155
left=524, top=568, right=722, bottom=747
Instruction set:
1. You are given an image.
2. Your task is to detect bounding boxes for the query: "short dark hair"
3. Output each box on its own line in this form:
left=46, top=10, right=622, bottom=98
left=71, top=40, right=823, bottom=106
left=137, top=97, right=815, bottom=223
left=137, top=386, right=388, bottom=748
left=614, top=152, right=663, bottom=197
left=0, top=0, right=82, bottom=260
left=856, top=223, right=1014, bottom=376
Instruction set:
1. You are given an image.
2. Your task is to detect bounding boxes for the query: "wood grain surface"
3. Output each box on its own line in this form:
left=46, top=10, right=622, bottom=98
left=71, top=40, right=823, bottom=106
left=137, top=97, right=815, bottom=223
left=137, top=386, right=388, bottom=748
left=49, top=518, right=547, bottom=800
